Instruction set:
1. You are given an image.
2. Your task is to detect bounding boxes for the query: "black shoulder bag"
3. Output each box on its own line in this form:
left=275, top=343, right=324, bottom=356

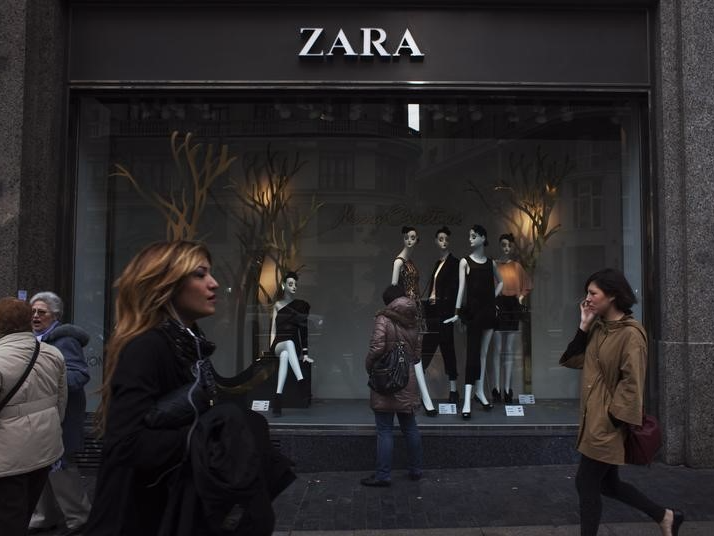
left=367, top=320, right=411, bottom=395
left=0, top=340, right=41, bottom=413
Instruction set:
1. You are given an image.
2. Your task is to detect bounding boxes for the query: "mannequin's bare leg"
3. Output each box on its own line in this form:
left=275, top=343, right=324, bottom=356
left=474, top=329, right=494, bottom=406
left=462, top=384, right=473, bottom=418
left=275, top=340, right=304, bottom=394
left=503, top=332, right=517, bottom=400
left=492, top=331, right=503, bottom=397
left=414, top=361, right=437, bottom=414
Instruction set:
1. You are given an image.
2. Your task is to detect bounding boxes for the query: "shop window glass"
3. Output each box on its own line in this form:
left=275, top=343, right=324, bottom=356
left=73, top=96, right=644, bottom=418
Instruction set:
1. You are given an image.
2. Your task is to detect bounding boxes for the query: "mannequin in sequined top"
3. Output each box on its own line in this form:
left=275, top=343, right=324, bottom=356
left=390, top=226, right=437, bottom=417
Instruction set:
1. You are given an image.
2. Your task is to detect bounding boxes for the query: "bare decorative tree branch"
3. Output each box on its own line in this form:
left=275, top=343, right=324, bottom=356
left=219, top=144, right=323, bottom=304
left=467, top=146, right=575, bottom=274
left=110, top=131, right=236, bottom=241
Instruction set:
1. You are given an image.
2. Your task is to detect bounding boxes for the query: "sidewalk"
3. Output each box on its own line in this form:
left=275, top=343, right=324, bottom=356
left=271, top=464, right=714, bottom=534
left=52, top=462, right=714, bottom=534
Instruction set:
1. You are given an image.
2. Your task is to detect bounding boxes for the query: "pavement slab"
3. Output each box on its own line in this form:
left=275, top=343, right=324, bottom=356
left=39, top=462, right=714, bottom=534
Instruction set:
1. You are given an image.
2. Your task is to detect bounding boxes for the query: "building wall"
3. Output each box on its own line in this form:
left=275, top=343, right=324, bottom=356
left=654, top=0, right=714, bottom=467
left=0, top=0, right=68, bottom=300
left=1, top=0, right=713, bottom=467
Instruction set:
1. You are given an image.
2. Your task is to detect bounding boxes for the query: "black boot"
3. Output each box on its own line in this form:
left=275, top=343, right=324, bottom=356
left=504, top=389, right=514, bottom=404
left=297, top=378, right=311, bottom=407
left=448, top=391, right=460, bottom=405
left=272, top=393, right=282, bottom=417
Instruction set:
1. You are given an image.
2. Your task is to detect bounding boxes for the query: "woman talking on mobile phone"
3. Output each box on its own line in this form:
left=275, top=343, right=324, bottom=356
left=560, top=268, right=683, bottom=536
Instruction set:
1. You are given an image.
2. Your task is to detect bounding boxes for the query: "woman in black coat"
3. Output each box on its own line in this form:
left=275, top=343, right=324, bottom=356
left=85, top=241, right=293, bottom=536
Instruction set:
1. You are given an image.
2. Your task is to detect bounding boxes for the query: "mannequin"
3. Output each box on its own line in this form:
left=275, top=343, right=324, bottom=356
left=444, top=224, right=503, bottom=419
left=270, top=271, right=312, bottom=417
left=391, top=226, right=438, bottom=417
left=492, top=233, right=532, bottom=403
left=421, top=226, right=460, bottom=404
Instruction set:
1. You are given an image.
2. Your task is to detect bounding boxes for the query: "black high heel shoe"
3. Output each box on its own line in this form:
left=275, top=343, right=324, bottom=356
left=272, top=393, right=282, bottom=417
left=422, top=402, right=438, bottom=417
left=671, top=509, right=684, bottom=536
left=491, top=388, right=502, bottom=403
left=448, top=391, right=460, bottom=405
left=479, top=399, right=494, bottom=410
left=462, top=411, right=471, bottom=420
left=504, top=389, right=514, bottom=404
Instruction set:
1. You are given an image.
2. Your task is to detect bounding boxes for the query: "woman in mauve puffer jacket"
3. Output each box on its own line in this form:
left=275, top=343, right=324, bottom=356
left=0, top=297, right=67, bottom=535
left=361, top=285, right=423, bottom=487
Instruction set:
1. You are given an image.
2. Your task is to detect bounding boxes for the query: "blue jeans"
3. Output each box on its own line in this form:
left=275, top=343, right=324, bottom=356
left=374, top=411, right=423, bottom=481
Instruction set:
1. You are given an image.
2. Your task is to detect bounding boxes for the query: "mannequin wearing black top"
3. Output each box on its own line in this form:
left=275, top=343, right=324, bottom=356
left=270, top=272, right=311, bottom=416
left=444, top=225, right=503, bottom=419
left=421, top=227, right=460, bottom=404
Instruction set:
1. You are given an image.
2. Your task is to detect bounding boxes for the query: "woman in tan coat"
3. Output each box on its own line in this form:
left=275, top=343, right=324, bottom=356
left=0, top=297, right=66, bottom=535
left=361, top=285, right=423, bottom=487
left=560, top=269, right=683, bottom=536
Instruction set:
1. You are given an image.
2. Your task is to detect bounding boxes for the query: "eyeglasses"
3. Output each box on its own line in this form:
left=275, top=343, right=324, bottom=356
left=31, top=308, right=49, bottom=317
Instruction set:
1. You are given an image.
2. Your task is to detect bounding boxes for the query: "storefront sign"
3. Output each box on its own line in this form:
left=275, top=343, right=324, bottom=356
left=299, top=28, right=424, bottom=58
left=69, top=7, right=649, bottom=86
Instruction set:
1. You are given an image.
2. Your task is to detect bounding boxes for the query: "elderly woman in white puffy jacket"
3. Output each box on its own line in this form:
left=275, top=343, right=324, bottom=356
left=0, top=297, right=67, bottom=535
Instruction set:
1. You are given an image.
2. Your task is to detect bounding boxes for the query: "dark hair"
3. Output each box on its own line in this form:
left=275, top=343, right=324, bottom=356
left=401, top=226, right=419, bottom=243
left=0, top=297, right=33, bottom=338
left=471, top=224, right=489, bottom=246
left=584, top=268, right=637, bottom=315
left=283, top=271, right=299, bottom=282
left=382, top=284, right=406, bottom=306
left=499, top=233, right=515, bottom=244
left=435, top=226, right=451, bottom=237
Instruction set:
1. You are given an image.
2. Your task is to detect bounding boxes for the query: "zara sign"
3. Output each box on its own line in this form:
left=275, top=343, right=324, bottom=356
left=299, top=27, right=424, bottom=58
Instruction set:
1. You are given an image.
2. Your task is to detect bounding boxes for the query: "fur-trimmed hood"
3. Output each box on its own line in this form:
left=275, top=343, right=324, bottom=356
left=42, top=323, right=90, bottom=347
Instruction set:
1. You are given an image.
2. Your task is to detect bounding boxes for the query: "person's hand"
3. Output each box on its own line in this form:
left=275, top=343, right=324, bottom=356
left=579, top=298, right=597, bottom=332
left=443, top=315, right=459, bottom=324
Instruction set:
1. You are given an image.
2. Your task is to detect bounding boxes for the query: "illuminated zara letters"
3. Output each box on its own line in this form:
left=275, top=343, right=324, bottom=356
left=299, top=27, right=424, bottom=58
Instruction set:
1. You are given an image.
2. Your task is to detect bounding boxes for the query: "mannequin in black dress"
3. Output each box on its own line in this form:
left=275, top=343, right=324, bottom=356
left=421, top=226, right=460, bottom=404
left=444, top=225, right=503, bottom=419
left=270, top=271, right=312, bottom=416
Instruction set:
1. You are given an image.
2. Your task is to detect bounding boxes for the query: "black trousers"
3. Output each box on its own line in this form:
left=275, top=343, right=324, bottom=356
left=464, top=324, right=487, bottom=384
left=421, top=312, right=458, bottom=381
left=0, top=465, right=51, bottom=536
left=575, top=454, right=665, bottom=536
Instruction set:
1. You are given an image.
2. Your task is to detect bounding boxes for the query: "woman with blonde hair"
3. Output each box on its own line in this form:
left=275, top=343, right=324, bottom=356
left=85, top=241, right=219, bottom=536
left=85, top=241, right=294, bottom=536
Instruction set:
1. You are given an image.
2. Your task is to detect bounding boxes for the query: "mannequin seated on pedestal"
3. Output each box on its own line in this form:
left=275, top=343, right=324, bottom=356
left=269, top=271, right=312, bottom=416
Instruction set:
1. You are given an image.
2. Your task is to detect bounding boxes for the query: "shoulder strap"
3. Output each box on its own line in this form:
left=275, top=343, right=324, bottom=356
left=0, top=340, right=41, bottom=412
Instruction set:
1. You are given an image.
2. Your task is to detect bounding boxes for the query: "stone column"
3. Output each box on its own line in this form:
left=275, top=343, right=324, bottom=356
left=654, top=0, right=714, bottom=467
left=0, top=0, right=27, bottom=297
left=0, top=0, right=68, bottom=299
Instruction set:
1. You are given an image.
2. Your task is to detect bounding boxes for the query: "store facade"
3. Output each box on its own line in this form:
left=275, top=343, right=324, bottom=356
left=3, top=0, right=714, bottom=467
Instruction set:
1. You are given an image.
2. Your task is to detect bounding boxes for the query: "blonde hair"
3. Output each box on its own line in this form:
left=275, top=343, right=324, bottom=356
left=95, top=240, right=212, bottom=434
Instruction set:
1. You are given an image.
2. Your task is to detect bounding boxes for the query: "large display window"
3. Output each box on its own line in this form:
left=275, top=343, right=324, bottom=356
left=73, top=94, right=645, bottom=420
